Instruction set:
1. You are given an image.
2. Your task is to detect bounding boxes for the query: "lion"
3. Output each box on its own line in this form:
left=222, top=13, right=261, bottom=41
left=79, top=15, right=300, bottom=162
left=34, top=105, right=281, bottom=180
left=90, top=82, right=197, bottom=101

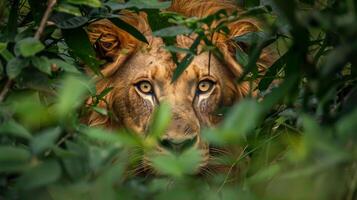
left=84, top=0, right=274, bottom=174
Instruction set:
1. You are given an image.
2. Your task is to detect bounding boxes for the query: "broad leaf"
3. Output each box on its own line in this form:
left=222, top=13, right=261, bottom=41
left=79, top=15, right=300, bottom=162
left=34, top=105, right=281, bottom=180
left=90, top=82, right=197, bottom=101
left=49, top=58, right=80, bottom=74
left=153, top=25, right=193, bottom=37
left=6, top=57, right=29, bottom=79
left=0, top=146, right=31, bottom=163
left=16, top=160, right=61, bottom=190
left=172, top=37, right=201, bottom=82
left=66, top=0, right=101, bottom=8
left=107, top=0, right=171, bottom=10
left=56, top=75, right=93, bottom=118
left=15, top=37, right=45, bottom=57
left=30, top=127, right=61, bottom=155
left=31, top=56, right=51, bottom=75
left=0, top=120, right=32, bottom=140
left=109, top=17, right=148, bottom=44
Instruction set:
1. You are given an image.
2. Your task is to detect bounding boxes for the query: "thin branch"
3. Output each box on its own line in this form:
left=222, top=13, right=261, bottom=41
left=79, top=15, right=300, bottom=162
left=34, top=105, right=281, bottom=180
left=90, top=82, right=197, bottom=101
left=0, top=79, right=13, bottom=102
left=34, top=0, right=57, bottom=40
left=0, top=0, right=57, bottom=103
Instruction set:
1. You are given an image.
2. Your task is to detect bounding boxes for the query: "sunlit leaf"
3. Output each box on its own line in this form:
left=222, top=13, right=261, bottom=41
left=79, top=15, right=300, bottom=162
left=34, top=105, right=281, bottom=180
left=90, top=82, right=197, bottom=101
left=66, top=0, right=101, bottom=8
left=55, top=3, right=82, bottom=16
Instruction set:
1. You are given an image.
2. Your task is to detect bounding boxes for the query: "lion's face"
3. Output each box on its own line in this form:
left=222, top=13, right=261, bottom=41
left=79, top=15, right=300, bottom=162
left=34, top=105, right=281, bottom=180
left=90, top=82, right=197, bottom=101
left=85, top=1, right=273, bottom=172
left=110, top=37, right=241, bottom=168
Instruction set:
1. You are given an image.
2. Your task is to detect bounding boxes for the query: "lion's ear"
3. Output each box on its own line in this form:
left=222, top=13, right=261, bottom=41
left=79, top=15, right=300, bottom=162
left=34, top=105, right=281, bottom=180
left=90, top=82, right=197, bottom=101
left=88, top=19, right=124, bottom=62
left=218, top=20, right=260, bottom=77
left=218, top=19, right=275, bottom=97
left=86, top=12, right=149, bottom=77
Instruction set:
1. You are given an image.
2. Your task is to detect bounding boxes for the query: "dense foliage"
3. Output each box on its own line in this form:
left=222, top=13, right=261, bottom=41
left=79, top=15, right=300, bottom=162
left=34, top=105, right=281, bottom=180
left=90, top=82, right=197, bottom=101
left=0, top=0, right=356, bottom=199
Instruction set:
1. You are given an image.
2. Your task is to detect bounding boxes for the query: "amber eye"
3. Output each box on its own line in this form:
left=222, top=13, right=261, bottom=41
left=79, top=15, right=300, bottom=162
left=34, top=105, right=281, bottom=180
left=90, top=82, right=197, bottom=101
left=137, top=81, right=153, bottom=94
left=197, top=79, right=215, bottom=93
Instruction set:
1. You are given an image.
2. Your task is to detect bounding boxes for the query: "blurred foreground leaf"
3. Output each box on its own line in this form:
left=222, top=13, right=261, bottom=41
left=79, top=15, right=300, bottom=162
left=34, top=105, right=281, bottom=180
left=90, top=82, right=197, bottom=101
left=150, top=148, right=202, bottom=177
left=56, top=75, right=93, bottom=118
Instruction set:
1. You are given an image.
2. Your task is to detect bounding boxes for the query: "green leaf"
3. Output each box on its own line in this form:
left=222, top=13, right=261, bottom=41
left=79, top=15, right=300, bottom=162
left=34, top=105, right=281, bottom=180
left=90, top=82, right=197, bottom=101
left=109, top=17, right=148, bottom=44
left=62, top=28, right=101, bottom=74
left=204, top=100, right=263, bottom=145
left=6, top=57, right=29, bottom=79
left=92, top=106, right=108, bottom=115
left=107, top=0, right=171, bottom=10
left=31, top=56, right=51, bottom=75
left=258, top=50, right=288, bottom=91
left=247, top=164, right=281, bottom=184
left=0, top=61, right=3, bottom=78
left=223, top=100, right=262, bottom=135
left=16, top=160, right=61, bottom=190
left=0, top=120, right=32, bottom=140
left=172, top=54, right=194, bottom=82
left=233, top=31, right=269, bottom=47
left=149, top=102, right=172, bottom=139
left=66, top=0, right=102, bottom=8
left=245, top=0, right=261, bottom=8
left=10, top=92, right=54, bottom=128
left=56, top=16, right=89, bottom=29
left=85, top=127, right=122, bottom=145
left=172, top=37, right=201, bottom=82
left=164, top=46, right=193, bottom=54
left=55, top=3, right=82, bottom=16
left=0, top=146, right=31, bottom=163
left=96, top=87, right=113, bottom=100
left=0, top=43, right=15, bottom=61
left=49, top=58, right=80, bottom=73
left=336, top=107, right=357, bottom=138
left=56, top=75, right=93, bottom=118
left=151, top=148, right=202, bottom=177
left=0, top=42, right=7, bottom=52
left=4, top=0, right=19, bottom=41
left=84, top=127, right=142, bottom=147
left=15, top=37, right=45, bottom=57
left=153, top=26, right=193, bottom=37
left=235, top=47, right=249, bottom=68
left=30, top=127, right=61, bottom=155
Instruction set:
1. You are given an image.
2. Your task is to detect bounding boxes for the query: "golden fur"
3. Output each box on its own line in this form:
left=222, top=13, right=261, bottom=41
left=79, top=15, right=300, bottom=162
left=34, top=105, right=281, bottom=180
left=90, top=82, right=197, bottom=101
left=84, top=0, right=274, bottom=172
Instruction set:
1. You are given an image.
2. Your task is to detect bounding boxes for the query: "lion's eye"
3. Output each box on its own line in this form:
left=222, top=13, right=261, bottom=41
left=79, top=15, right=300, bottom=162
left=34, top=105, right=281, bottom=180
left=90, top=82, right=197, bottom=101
left=197, top=80, right=215, bottom=93
left=137, top=81, right=153, bottom=94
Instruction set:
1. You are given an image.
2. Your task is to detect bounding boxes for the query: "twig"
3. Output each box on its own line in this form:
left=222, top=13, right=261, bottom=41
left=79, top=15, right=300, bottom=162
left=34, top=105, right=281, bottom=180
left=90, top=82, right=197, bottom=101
left=0, top=79, right=13, bottom=102
left=0, top=0, right=57, bottom=103
left=34, top=0, right=57, bottom=40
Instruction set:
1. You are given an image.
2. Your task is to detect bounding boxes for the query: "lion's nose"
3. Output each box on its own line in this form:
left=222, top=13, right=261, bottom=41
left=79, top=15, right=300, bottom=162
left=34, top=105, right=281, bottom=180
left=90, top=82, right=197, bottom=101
left=159, top=136, right=197, bottom=153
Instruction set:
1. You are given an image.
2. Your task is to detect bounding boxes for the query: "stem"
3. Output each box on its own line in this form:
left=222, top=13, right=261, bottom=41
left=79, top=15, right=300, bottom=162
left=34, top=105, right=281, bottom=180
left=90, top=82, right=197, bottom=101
left=0, top=79, right=13, bottom=102
left=34, top=0, right=57, bottom=40
left=0, top=0, right=57, bottom=103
